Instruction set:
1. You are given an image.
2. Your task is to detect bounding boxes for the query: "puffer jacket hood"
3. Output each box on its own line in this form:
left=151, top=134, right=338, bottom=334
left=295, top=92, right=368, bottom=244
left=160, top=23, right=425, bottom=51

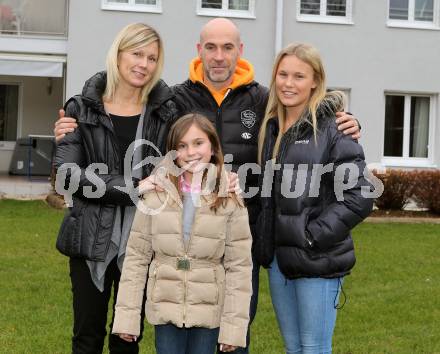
left=189, top=57, right=255, bottom=106
left=80, top=71, right=174, bottom=118
left=189, top=57, right=254, bottom=87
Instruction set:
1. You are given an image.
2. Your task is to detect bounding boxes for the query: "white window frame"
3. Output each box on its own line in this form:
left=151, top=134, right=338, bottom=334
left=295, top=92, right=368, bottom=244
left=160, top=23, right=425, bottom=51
left=0, top=81, right=22, bottom=151
left=101, top=0, right=162, bottom=13
left=197, top=0, right=256, bottom=19
left=381, top=92, right=437, bottom=168
left=387, top=0, right=440, bottom=30
left=296, top=0, right=353, bottom=25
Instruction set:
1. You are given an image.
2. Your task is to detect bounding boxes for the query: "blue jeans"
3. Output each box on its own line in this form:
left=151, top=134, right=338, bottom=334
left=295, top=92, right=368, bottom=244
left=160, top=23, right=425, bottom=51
left=268, top=257, right=342, bottom=354
left=155, top=324, right=220, bottom=354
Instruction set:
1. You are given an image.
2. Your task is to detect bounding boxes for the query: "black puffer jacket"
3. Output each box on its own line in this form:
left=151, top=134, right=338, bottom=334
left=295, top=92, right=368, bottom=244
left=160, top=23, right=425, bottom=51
left=54, top=72, right=177, bottom=261
left=257, top=111, right=373, bottom=278
left=173, top=80, right=268, bottom=242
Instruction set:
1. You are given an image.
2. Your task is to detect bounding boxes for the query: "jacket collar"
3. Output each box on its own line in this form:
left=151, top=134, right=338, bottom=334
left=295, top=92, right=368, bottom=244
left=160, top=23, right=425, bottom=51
left=79, top=71, right=174, bottom=124
left=149, top=155, right=220, bottom=209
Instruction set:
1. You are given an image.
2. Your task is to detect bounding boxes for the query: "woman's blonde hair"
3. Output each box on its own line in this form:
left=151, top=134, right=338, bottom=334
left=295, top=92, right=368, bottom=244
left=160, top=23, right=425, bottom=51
left=258, top=43, right=345, bottom=163
left=166, top=113, right=242, bottom=211
left=104, top=23, right=164, bottom=104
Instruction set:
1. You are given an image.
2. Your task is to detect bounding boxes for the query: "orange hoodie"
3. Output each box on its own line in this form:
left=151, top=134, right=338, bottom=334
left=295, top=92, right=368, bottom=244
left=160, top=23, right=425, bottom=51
left=189, top=57, right=255, bottom=106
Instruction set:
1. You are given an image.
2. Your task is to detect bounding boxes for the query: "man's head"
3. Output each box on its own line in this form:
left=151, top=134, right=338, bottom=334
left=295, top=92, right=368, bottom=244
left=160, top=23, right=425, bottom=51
left=197, top=18, right=243, bottom=90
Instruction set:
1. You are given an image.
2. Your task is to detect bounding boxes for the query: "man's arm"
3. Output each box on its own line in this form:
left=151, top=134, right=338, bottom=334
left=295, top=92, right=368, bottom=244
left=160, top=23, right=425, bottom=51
left=54, top=109, right=78, bottom=142
left=335, top=112, right=361, bottom=140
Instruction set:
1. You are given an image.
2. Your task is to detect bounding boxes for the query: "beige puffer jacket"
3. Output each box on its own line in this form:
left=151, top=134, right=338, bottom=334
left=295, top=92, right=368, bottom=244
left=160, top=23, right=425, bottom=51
left=112, top=186, right=252, bottom=347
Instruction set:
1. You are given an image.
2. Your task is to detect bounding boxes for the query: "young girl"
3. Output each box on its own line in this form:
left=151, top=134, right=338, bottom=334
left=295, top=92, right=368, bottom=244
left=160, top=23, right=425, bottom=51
left=112, top=113, right=253, bottom=354
left=256, top=43, right=373, bottom=353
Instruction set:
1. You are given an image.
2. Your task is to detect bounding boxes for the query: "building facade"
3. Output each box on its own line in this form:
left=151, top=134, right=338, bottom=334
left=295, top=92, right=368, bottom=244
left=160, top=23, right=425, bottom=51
left=0, top=0, right=439, bottom=173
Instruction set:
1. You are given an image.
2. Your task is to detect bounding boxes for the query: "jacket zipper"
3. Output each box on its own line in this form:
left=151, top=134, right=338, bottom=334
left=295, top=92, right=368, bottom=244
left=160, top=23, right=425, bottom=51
left=181, top=206, right=199, bottom=325
left=216, top=106, right=222, bottom=147
left=105, top=114, right=121, bottom=172
left=276, top=134, right=289, bottom=186
left=183, top=267, right=187, bottom=324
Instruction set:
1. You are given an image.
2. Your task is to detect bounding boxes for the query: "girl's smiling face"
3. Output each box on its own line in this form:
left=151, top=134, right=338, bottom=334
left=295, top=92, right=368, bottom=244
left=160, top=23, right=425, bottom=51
left=176, top=124, right=213, bottom=182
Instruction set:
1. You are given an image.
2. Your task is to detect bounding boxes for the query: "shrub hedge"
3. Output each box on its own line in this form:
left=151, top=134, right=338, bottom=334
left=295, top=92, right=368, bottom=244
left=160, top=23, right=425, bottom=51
left=372, top=169, right=440, bottom=215
left=411, top=170, right=440, bottom=214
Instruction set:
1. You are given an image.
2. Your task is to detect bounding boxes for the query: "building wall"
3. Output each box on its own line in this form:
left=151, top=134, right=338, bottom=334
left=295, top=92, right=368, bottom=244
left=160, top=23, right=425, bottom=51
left=282, top=0, right=440, bottom=167
left=65, top=0, right=439, bottom=169
left=0, top=75, right=63, bottom=172
left=66, top=0, right=275, bottom=98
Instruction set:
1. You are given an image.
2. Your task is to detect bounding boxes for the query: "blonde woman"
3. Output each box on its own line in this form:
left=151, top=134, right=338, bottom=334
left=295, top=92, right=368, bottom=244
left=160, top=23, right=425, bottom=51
left=54, top=23, right=176, bottom=353
left=256, top=43, right=373, bottom=353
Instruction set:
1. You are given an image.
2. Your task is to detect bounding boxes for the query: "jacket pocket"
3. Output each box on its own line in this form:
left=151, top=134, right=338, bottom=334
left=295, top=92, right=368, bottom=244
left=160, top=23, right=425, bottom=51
left=147, top=263, right=158, bottom=303
left=56, top=214, right=82, bottom=258
left=213, top=268, right=219, bottom=305
left=88, top=205, right=115, bottom=261
left=215, top=267, right=226, bottom=305
left=212, top=266, right=226, bottom=325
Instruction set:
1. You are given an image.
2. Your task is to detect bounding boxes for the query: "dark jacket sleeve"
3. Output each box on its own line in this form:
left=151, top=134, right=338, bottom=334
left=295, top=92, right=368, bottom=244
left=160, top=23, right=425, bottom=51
left=54, top=98, right=136, bottom=206
left=170, top=84, right=188, bottom=117
left=254, top=120, right=277, bottom=267
left=306, top=121, right=373, bottom=251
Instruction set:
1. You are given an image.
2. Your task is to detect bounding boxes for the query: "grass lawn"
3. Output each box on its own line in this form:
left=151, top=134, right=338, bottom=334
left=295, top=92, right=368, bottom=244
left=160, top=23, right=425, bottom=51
left=0, top=200, right=439, bottom=353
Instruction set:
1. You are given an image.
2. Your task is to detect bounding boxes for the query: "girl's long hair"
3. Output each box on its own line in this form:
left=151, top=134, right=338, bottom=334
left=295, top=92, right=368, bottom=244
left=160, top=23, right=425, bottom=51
left=166, top=113, right=242, bottom=211
left=258, top=43, right=345, bottom=163
left=104, top=23, right=164, bottom=104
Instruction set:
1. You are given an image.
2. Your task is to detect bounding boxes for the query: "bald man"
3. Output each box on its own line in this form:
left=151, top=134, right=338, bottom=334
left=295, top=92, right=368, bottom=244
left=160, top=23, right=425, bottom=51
left=173, top=21, right=268, bottom=352
left=172, top=20, right=358, bottom=353
left=54, top=18, right=360, bottom=354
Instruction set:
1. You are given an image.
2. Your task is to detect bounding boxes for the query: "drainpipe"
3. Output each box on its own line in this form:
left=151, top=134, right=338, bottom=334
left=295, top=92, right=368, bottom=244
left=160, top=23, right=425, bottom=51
left=275, top=0, right=284, bottom=55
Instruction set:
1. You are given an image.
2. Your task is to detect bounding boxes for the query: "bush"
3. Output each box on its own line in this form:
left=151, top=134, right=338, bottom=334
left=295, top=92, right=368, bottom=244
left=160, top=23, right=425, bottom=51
left=412, top=170, right=440, bottom=215
left=372, top=169, right=414, bottom=210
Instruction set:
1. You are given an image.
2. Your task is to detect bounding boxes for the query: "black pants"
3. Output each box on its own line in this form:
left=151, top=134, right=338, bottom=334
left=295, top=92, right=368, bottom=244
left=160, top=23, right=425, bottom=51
left=70, top=257, right=146, bottom=354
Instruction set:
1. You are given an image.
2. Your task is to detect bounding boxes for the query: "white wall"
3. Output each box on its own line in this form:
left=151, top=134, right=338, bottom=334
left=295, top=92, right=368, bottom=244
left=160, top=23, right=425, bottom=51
left=65, top=0, right=440, bottom=168
left=66, top=0, right=275, bottom=98
left=282, top=0, right=440, bottom=167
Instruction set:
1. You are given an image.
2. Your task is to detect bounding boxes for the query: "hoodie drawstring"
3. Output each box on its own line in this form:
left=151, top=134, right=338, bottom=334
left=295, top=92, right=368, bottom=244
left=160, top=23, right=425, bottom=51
left=334, top=277, right=347, bottom=309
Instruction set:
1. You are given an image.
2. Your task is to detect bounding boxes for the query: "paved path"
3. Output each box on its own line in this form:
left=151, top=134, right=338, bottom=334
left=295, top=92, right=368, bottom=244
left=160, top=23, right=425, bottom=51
left=0, top=174, right=51, bottom=200
left=365, top=216, right=440, bottom=224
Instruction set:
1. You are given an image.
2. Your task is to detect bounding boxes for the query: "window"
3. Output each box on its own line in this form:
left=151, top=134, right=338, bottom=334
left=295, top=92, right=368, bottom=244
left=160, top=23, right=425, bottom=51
left=297, top=0, right=353, bottom=24
left=197, top=0, right=256, bottom=18
left=0, top=0, right=68, bottom=37
left=388, top=0, right=439, bottom=29
left=0, top=84, right=19, bottom=149
left=101, top=0, right=162, bottom=13
left=382, top=93, right=436, bottom=167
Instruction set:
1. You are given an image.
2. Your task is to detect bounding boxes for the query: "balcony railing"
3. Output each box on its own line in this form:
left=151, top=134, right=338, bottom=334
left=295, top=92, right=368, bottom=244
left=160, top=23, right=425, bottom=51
left=0, top=0, right=68, bottom=37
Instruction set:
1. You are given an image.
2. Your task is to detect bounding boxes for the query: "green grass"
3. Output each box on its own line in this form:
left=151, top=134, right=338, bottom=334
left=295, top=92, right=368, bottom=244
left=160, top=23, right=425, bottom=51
left=0, top=200, right=439, bottom=353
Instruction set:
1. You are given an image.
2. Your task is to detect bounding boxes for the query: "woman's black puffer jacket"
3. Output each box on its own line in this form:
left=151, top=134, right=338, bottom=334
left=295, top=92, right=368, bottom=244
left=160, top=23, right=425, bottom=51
left=256, top=109, right=373, bottom=279
left=54, top=72, right=177, bottom=261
